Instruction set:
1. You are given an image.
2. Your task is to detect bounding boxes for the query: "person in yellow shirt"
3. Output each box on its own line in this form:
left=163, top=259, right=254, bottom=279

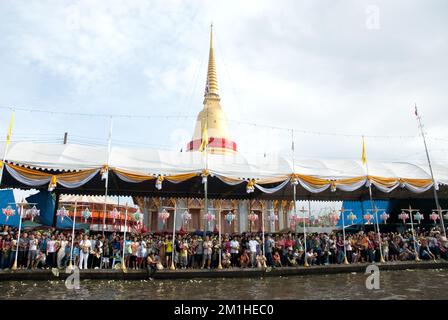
left=165, top=236, right=173, bottom=267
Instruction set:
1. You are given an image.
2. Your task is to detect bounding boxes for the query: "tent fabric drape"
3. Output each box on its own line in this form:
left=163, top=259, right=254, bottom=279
left=254, top=178, right=291, bottom=194
left=0, top=141, right=447, bottom=194
left=5, top=163, right=52, bottom=187
left=5, top=163, right=99, bottom=189
left=113, top=168, right=198, bottom=184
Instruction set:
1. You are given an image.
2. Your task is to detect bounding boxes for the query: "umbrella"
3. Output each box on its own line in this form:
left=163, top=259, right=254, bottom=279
left=193, top=230, right=213, bottom=236
left=278, top=227, right=295, bottom=233
left=21, top=220, right=43, bottom=230
left=75, top=223, right=90, bottom=231
left=193, top=230, right=204, bottom=236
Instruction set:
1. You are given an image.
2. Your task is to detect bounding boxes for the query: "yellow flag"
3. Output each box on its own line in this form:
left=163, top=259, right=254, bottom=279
left=199, top=123, right=208, bottom=153
left=5, top=111, right=14, bottom=146
left=361, top=136, right=366, bottom=165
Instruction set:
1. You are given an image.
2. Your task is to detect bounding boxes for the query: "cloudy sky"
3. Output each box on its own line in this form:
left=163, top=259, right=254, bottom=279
left=1, top=0, right=447, bottom=164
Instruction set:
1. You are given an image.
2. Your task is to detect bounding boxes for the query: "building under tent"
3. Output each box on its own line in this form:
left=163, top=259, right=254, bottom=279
left=0, top=26, right=447, bottom=234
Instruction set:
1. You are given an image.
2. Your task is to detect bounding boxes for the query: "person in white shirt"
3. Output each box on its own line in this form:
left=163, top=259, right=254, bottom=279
left=57, top=235, right=68, bottom=269
left=345, top=236, right=353, bottom=264
left=46, top=235, right=56, bottom=268
left=137, top=240, right=147, bottom=269
left=230, top=237, right=240, bottom=267
left=248, top=237, right=259, bottom=268
left=27, top=234, right=38, bottom=269
left=305, top=249, right=317, bottom=266
left=79, top=235, right=91, bottom=270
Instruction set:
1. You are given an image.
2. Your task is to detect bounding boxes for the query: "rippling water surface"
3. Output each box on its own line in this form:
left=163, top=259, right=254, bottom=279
left=1, top=269, right=447, bottom=300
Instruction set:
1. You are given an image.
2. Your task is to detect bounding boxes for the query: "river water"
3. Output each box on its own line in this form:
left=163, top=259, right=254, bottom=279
left=1, top=269, right=447, bottom=300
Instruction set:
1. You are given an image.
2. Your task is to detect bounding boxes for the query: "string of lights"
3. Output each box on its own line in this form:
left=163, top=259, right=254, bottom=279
left=1, top=104, right=442, bottom=142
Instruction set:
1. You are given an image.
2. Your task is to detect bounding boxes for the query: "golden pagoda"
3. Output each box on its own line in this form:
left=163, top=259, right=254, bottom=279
left=186, top=24, right=237, bottom=154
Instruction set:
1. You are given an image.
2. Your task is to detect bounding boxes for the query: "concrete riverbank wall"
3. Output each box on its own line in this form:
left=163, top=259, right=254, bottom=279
left=0, top=260, right=447, bottom=281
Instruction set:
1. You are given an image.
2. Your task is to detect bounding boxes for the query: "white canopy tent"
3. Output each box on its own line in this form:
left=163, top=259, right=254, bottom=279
left=0, top=141, right=447, bottom=197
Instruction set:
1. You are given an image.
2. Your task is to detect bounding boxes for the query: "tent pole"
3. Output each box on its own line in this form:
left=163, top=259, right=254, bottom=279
left=102, top=176, right=109, bottom=236
left=204, top=176, right=208, bottom=238
left=367, top=184, right=385, bottom=263
left=68, top=200, right=77, bottom=271
left=217, top=201, right=222, bottom=269
left=170, top=200, right=176, bottom=270
left=52, top=193, right=60, bottom=228
left=261, top=200, right=266, bottom=268
left=408, top=204, right=420, bottom=262
left=121, top=204, right=128, bottom=272
left=340, top=206, right=349, bottom=264
left=307, top=198, right=314, bottom=265
left=298, top=198, right=309, bottom=267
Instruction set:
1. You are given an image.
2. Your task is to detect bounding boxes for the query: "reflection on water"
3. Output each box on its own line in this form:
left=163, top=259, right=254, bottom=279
left=1, top=269, right=447, bottom=300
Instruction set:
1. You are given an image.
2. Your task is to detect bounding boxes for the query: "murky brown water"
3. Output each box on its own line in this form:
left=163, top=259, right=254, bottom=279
left=1, top=269, right=447, bottom=300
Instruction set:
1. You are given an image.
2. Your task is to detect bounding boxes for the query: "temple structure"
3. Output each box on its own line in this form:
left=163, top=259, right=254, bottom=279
left=137, top=26, right=290, bottom=234
left=186, top=25, right=237, bottom=155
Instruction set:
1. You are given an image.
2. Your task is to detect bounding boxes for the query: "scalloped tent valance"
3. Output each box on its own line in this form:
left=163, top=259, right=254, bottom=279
left=0, top=142, right=446, bottom=197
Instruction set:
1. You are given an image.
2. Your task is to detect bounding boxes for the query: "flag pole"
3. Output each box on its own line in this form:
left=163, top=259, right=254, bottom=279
left=170, top=200, right=176, bottom=270
left=292, top=129, right=309, bottom=266
left=261, top=201, right=267, bottom=268
left=340, top=207, right=349, bottom=265
left=0, top=110, right=15, bottom=186
left=11, top=200, right=25, bottom=271
left=362, top=136, right=385, bottom=263
left=298, top=205, right=309, bottom=267
left=414, top=104, right=446, bottom=237
left=102, top=116, right=113, bottom=237
left=121, top=204, right=128, bottom=272
left=217, top=202, right=222, bottom=269
left=68, top=200, right=77, bottom=271
left=407, top=205, right=420, bottom=262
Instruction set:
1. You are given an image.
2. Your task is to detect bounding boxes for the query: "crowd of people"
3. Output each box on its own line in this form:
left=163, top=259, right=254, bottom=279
left=0, top=225, right=447, bottom=272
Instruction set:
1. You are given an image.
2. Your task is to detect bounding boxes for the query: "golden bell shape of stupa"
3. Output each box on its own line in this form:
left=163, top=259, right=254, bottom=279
left=186, top=25, right=237, bottom=155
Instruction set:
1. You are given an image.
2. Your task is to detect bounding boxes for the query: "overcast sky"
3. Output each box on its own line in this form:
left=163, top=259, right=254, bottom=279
left=1, top=0, right=447, bottom=164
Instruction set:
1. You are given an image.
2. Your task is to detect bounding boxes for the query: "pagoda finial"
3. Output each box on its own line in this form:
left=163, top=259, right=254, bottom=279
left=204, top=22, right=219, bottom=98
left=210, top=23, right=214, bottom=48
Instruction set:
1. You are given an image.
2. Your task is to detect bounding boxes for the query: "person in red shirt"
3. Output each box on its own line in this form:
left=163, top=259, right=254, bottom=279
left=367, top=233, right=376, bottom=263
left=285, top=235, right=295, bottom=251
left=284, top=234, right=294, bottom=262
left=276, top=235, right=286, bottom=265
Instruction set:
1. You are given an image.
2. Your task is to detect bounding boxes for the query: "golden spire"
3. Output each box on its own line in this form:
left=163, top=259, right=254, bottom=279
left=186, top=24, right=237, bottom=155
left=205, top=23, right=219, bottom=98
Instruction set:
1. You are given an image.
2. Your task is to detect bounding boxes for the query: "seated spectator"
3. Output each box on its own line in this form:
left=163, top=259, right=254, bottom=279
left=419, top=239, right=436, bottom=260
left=256, top=253, right=266, bottom=268
left=222, top=252, right=231, bottom=268
left=305, top=249, right=317, bottom=266
left=399, top=243, right=415, bottom=261
left=35, top=251, right=46, bottom=269
left=286, top=248, right=297, bottom=266
left=273, top=250, right=282, bottom=267
left=439, top=236, right=448, bottom=260
left=239, top=250, right=250, bottom=268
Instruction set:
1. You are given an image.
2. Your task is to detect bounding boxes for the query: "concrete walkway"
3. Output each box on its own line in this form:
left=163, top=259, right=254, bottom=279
left=0, top=260, right=447, bottom=281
